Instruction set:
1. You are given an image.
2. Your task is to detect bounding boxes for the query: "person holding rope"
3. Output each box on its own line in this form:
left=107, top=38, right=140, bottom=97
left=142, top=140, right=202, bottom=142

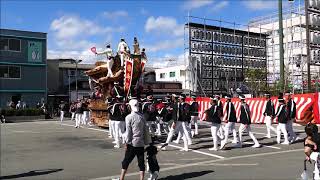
left=220, top=95, right=238, bottom=149
left=201, top=97, right=222, bottom=151
left=237, top=95, right=260, bottom=148
left=275, top=96, right=290, bottom=145
left=263, top=92, right=277, bottom=139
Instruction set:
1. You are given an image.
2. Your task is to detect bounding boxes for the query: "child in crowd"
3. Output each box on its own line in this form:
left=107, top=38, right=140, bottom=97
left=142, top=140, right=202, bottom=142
left=145, top=142, right=160, bottom=180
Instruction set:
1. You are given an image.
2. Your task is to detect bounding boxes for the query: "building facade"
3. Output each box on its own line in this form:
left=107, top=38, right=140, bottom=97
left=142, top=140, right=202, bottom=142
left=185, top=22, right=267, bottom=96
left=47, top=59, right=94, bottom=105
left=154, top=65, right=189, bottom=94
left=0, top=29, right=47, bottom=108
left=249, top=4, right=320, bottom=90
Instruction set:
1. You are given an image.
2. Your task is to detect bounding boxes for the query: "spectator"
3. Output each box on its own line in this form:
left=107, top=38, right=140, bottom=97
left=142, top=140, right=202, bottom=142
left=16, top=101, right=22, bottom=109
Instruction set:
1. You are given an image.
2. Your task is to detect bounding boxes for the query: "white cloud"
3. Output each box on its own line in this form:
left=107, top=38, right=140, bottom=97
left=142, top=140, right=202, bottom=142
left=182, top=0, right=214, bottom=11
left=145, top=16, right=184, bottom=36
left=48, top=49, right=100, bottom=64
left=148, top=52, right=188, bottom=68
left=211, top=1, right=229, bottom=12
left=50, top=15, right=121, bottom=40
left=102, top=10, right=128, bottom=19
left=243, top=0, right=277, bottom=10
left=144, top=38, right=184, bottom=52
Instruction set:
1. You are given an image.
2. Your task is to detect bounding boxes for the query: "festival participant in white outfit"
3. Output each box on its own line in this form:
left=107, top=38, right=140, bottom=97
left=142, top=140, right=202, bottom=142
left=142, top=95, right=157, bottom=137
left=263, top=92, right=277, bottom=138
left=162, top=95, right=191, bottom=151
left=202, top=97, right=222, bottom=151
left=220, top=95, right=238, bottom=149
left=110, top=96, right=128, bottom=148
left=215, top=95, right=225, bottom=140
left=75, top=99, right=83, bottom=128
left=117, top=38, right=130, bottom=67
left=82, top=99, right=90, bottom=125
left=59, top=101, right=67, bottom=122
left=95, top=43, right=114, bottom=78
left=69, top=102, right=76, bottom=121
left=107, top=98, right=115, bottom=139
left=189, top=96, right=199, bottom=137
left=275, top=96, right=290, bottom=145
left=237, top=96, right=261, bottom=148
left=285, top=91, right=298, bottom=143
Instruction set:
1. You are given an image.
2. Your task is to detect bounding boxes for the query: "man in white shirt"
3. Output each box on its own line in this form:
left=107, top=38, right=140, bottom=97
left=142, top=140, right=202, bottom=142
left=95, top=44, right=114, bottom=77
left=117, top=38, right=130, bottom=67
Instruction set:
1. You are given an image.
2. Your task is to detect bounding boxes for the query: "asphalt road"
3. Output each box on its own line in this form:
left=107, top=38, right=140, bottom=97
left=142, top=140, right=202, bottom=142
left=0, top=119, right=312, bottom=180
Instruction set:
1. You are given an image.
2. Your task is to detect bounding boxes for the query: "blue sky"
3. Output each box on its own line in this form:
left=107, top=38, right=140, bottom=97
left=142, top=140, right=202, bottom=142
left=1, top=0, right=303, bottom=66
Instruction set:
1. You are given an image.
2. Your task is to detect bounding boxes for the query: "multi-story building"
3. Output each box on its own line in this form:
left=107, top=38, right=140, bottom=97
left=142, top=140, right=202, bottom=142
left=0, top=29, right=47, bottom=108
left=47, top=59, right=94, bottom=105
left=154, top=65, right=190, bottom=94
left=249, top=4, right=320, bottom=90
left=185, top=22, right=267, bottom=96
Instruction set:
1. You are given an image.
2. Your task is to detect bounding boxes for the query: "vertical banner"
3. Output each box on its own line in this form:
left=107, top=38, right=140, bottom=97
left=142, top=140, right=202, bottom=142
left=314, top=93, right=320, bottom=124
left=28, top=41, right=42, bottom=62
left=124, top=57, right=133, bottom=98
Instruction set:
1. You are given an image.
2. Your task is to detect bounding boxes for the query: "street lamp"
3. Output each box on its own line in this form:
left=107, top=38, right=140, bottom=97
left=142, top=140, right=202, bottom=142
left=71, top=59, right=82, bottom=100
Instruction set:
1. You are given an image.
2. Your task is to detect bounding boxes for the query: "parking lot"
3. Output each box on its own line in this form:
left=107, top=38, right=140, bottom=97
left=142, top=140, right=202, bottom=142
left=1, top=120, right=310, bottom=180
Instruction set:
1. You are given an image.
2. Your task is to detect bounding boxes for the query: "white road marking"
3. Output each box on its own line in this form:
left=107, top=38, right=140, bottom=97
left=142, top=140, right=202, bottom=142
left=60, top=123, right=110, bottom=133
left=201, top=163, right=258, bottom=166
left=242, top=142, right=281, bottom=150
left=90, top=148, right=303, bottom=180
left=165, top=143, right=225, bottom=159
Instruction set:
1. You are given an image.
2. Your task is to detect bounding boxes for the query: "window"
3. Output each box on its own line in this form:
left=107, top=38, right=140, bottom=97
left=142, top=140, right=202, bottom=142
left=160, top=73, right=165, bottom=79
left=0, top=65, right=21, bottom=79
left=169, top=72, right=175, bottom=77
left=180, top=70, right=185, bottom=77
left=0, top=38, right=21, bottom=51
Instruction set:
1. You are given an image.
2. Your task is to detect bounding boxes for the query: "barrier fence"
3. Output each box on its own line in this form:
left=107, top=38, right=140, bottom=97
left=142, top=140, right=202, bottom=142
left=186, top=93, right=320, bottom=124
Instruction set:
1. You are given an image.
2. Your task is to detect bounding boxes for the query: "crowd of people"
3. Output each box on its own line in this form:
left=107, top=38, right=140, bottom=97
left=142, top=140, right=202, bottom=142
left=104, top=90, right=303, bottom=180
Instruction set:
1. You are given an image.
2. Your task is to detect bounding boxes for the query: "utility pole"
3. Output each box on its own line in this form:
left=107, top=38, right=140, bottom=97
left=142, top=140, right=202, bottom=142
left=278, top=0, right=285, bottom=92
left=305, top=0, right=312, bottom=92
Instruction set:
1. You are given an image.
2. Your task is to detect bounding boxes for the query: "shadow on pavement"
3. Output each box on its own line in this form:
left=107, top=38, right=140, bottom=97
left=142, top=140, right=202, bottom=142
left=158, top=170, right=214, bottom=180
left=0, top=168, right=63, bottom=179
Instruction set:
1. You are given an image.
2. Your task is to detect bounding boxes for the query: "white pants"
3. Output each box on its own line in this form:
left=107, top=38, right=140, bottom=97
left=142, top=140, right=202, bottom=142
left=277, top=123, right=289, bottom=143
left=109, top=120, right=113, bottom=137
left=165, top=121, right=191, bottom=150
left=238, top=124, right=259, bottom=146
left=120, top=53, right=124, bottom=67
left=75, top=113, right=82, bottom=127
left=286, top=118, right=297, bottom=141
left=310, top=152, right=320, bottom=180
left=71, top=112, right=75, bottom=121
left=110, top=120, right=116, bottom=138
left=146, top=121, right=156, bottom=136
left=211, top=123, right=221, bottom=149
left=113, top=121, right=125, bottom=146
left=265, top=116, right=277, bottom=137
left=218, top=123, right=225, bottom=140
left=190, top=116, right=199, bottom=135
left=60, top=111, right=65, bottom=122
left=82, top=111, right=89, bottom=125
left=155, top=117, right=162, bottom=135
left=223, top=122, right=238, bottom=143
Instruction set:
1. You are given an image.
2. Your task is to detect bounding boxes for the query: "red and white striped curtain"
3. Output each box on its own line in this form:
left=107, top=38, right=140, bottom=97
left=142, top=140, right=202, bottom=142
left=187, top=93, right=317, bottom=124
